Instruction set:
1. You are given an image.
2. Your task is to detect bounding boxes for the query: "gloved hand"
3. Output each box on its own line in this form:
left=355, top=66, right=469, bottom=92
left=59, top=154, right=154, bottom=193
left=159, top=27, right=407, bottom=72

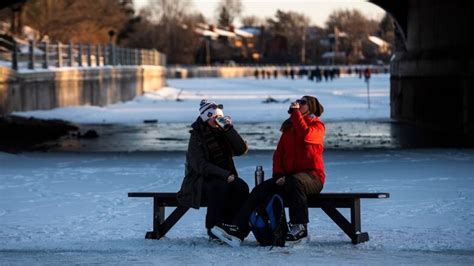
left=287, top=101, right=300, bottom=114
left=216, top=115, right=233, bottom=131
left=215, top=116, right=232, bottom=130
left=276, top=176, right=286, bottom=186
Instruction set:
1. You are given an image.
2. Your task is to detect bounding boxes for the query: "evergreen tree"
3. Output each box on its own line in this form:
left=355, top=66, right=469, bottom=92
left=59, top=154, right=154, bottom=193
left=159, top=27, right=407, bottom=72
left=217, top=7, right=231, bottom=28
left=215, top=0, right=242, bottom=28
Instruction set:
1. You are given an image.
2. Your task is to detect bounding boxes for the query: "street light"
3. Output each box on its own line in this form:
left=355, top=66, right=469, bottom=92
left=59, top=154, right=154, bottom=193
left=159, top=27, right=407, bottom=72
left=205, top=37, right=211, bottom=66
left=108, top=30, right=115, bottom=44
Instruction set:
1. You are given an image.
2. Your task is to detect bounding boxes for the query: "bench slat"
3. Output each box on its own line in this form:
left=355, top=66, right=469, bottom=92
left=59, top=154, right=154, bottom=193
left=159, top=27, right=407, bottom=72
left=128, top=192, right=390, bottom=199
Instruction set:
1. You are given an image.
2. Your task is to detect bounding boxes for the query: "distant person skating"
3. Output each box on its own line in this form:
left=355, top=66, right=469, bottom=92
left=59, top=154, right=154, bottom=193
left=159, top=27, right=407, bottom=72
left=323, top=69, right=329, bottom=81
left=177, top=99, right=250, bottom=242
left=364, top=67, right=371, bottom=82
left=211, top=95, right=326, bottom=247
left=316, top=66, right=322, bottom=82
left=290, top=68, right=295, bottom=80
left=308, top=67, right=315, bottom=81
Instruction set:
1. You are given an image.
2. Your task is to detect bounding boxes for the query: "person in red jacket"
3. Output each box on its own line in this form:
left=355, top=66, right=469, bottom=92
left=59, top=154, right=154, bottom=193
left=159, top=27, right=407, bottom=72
left=211, top=95, right=325, bottom=246
left=273, top=95, right=325, bottom=241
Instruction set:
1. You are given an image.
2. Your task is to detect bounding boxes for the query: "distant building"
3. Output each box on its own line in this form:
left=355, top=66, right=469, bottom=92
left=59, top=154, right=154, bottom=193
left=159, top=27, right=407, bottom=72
left=321, top=51, right=347, bottom=64
left=194, top=23, right=257, bottom=65
left=368, top=35, right=391, bottom=54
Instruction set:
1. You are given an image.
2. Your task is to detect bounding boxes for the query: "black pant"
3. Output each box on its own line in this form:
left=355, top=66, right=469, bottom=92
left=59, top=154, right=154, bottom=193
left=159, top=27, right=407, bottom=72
left=234, top=174, right=323, bottom=237
left=202, top=177, right=249, bottom=229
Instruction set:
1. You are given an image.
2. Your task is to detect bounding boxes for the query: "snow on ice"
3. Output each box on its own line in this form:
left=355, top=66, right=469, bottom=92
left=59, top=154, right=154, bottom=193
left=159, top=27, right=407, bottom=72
left=1, top=150, right=473, bottom=264
left=13, top=74, right=390, bottom=124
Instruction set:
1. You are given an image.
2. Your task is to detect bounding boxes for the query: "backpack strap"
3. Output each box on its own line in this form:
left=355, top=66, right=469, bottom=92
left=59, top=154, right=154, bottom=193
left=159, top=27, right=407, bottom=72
left=269, top=194, right=288, bottom=249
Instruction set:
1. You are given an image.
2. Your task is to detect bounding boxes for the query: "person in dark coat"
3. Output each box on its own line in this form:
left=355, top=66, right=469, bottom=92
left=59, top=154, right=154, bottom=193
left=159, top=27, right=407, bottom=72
left=364, top=67, right=371, bottom=82
left=289, top=68, right=295, bottom=80
left=315, top=66, right=322, bottom=82
left=254, top=69, right=259, bottom=79
left=177, top=99, right=249, bottom=241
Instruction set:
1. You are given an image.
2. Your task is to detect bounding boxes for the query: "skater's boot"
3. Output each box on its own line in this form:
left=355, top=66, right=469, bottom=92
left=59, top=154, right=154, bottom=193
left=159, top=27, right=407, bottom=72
left=210, top=223, right=243, bottom=247
left=286, top=223, right=308, bottom=242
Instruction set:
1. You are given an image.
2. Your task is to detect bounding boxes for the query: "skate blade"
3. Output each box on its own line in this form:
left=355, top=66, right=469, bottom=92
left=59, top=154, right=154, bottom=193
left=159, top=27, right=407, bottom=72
left=285, top=236, right=310, bottom=246
left=209, top=237, right=224, bottom=245
left=210, top=227, right=241, bottom=248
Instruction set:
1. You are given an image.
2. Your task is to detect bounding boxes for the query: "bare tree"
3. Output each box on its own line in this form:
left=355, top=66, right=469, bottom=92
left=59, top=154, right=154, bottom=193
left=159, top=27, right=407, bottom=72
left=145, top=0, right=190, bottom=24
left=22, top=0, right=129, bottom=43
left=325, top=9, right=378, bottom=63
left=215, top=0, right=242, bottom=27
left=379, top=13, right=395, bottom=45
left=266, top=10, right=310, bottom=63
left=241, top=15, right=263, bottom=27
left=126, top=0, right=202, bottom=64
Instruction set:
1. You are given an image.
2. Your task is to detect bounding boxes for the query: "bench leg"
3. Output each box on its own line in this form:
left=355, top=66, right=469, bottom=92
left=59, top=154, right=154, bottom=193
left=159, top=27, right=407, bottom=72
left=350, top=198, right=369, bottom=244
left=145, top=198, right=165, bottom=239
left=321, top=200, right=369, bottom=244
left=145, top=198, right=189, bottom=240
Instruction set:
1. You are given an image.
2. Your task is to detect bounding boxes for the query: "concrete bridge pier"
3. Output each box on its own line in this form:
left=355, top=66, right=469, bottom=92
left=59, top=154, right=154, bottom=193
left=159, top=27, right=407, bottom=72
left=372, top=0, right=474, bottom=137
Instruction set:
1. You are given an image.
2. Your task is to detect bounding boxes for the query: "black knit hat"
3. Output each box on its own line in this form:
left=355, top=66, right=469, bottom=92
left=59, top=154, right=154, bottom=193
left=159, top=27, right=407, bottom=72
left=303, top=95, right=324, bottom=117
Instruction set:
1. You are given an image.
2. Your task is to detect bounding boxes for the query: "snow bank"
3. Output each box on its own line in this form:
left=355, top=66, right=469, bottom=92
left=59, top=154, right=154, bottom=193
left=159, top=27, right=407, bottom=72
left=13, top=75, right=390, bottom=124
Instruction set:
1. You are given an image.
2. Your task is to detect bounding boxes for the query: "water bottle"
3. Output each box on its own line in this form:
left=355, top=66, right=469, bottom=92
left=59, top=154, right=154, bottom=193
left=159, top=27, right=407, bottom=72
left=255, top=165, right=264, bottom=187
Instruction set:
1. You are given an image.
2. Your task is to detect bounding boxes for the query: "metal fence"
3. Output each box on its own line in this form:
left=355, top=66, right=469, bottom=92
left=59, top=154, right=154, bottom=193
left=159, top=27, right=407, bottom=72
left=8, top=40, right=165, bottom=70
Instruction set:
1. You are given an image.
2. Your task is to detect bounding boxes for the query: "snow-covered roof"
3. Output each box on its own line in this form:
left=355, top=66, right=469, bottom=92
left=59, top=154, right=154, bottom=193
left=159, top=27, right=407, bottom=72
left=213, top=28, right=236, bottom=38
left=239, top=27, right=261, bottom=36
left=234, top=28, right=254, bottom=38
left=195, top=28, right=219, bottom=38
left=368, top=35, right=390, bottom=47
left=195, top=23, right=241, bottom=38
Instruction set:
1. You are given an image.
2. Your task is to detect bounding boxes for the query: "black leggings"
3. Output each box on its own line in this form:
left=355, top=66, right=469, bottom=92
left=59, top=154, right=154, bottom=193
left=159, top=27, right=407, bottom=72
left=234, top=174, right=323, bottom=236
left=202, top=177, right=249, bottom=229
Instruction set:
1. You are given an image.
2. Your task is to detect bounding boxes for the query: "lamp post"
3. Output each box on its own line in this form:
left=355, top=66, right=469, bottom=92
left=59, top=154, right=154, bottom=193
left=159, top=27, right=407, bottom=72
left=333, top=26, right=339, bottom=66
left=108, top=30, right=115, bottom=44
left=301, top=26, right=306, bottom=65
left=205, top=37, right=211, bottom=66
left=108, top=30, right=115, bottom=65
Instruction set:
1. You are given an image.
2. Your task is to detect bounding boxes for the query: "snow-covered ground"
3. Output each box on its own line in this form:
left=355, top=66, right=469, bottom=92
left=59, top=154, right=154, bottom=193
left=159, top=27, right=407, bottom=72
left=1, top=150, right=473, bottom=265
left=14, top=74, right=390, bottom=124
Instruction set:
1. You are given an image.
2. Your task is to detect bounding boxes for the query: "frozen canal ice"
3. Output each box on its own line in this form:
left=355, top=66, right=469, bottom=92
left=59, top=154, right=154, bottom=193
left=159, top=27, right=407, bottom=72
left=1, top=150, right=473, bottom=265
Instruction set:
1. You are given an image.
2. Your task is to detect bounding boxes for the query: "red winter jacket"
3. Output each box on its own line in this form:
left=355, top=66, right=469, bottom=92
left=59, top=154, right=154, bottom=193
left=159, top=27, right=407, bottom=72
left=272, top=110, right=326, bottom=185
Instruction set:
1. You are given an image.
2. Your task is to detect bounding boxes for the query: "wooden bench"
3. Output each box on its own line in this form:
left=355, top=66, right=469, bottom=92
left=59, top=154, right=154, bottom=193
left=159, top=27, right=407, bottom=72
left=128, top=192, right=389, bottom=244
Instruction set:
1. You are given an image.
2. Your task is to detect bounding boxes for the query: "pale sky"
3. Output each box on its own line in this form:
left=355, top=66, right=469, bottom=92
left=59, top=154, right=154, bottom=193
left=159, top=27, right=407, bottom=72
left=134, top=0, right=386, bottom=27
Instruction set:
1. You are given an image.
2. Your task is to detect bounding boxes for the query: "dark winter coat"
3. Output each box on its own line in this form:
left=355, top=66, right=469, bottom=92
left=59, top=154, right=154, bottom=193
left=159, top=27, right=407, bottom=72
left=177, top=117, right=248, bottom=209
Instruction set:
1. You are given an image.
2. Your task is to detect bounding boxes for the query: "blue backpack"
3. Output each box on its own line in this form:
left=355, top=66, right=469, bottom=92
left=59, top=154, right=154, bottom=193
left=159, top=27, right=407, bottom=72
left=249, top=194, right=288, bottom=247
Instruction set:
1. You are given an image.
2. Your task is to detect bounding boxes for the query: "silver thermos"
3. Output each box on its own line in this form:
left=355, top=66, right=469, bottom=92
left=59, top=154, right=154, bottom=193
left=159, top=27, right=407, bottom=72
left=255, top=165, right=264, bottom=187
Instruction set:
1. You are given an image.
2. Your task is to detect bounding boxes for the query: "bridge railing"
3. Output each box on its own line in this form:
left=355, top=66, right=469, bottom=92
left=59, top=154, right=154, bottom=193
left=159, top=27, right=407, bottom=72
left=6, top=40, right=166, bottom=71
